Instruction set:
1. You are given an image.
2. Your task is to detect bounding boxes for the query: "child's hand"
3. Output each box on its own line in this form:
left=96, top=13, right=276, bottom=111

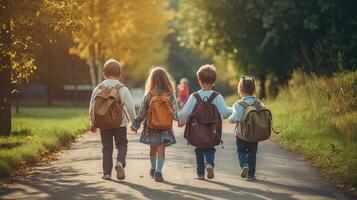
left=178, top=121, right=185, bottom=127
left=90, top=127, right=97, bottom=133
left=130, top=126, right=138, bottom=134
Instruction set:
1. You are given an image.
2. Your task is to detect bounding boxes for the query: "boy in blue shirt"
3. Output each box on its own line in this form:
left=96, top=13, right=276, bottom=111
left=179, top=64, right=232, bottom=180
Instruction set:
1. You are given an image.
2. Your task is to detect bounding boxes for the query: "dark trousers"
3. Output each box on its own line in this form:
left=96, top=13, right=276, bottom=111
left=195, top=148, right=216, bottom=176
left=100, top=127, right=128, bottom=175
left=236, top=137, right=258, bottom=177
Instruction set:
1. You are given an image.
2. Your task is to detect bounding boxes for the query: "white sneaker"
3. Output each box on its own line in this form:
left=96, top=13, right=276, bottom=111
left=115, top=162, right=125, bottom=180
left=246, top=176, right=257, bottom=181
left=241, top=166, right=249, bottom=178
left=102, top=175, right=111, bottom=180
left=206, top=164, right=214, bottom=179
left=195, top=174, right=205, bottom=180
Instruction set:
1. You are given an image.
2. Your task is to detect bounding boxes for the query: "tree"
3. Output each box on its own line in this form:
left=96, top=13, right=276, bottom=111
left=0, top=0, right=81, bottom=135
left=71, top=0, right=172, bottom=86
left=179, top=0, right=357, bottom=97
left=179, top=0, right=280, bottom=97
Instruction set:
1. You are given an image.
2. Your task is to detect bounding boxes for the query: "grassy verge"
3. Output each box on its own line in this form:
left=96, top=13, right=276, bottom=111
left=0, top=106, right=88, bottom=179
left=268, top=71, right=357, bottom=188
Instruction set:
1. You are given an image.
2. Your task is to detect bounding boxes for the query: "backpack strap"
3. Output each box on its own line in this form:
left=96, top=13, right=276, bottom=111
left=113, top=83, right=125, bottom=91
left=237, top=100, right=250, bottom=109
left=193, top=92, right=202, bottom=103
left=207, top=91, right=219, bottom=103
left=98, top=83, right=106, bottom=90
left=114, top=83, right=129, bottom=121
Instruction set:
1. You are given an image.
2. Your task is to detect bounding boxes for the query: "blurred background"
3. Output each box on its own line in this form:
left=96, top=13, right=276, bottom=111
left=1, top=0, right=356, bottom=106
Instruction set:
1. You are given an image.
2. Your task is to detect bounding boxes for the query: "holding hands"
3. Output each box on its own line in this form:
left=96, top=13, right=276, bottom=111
left=90, top=127, right=97, bottom=134
left=130, top=126, right=138, bottom=134
left=178, top=120, right=185, bottom=127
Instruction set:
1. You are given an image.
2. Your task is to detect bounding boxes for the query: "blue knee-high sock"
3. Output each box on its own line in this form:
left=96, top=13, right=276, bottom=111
left=156, top=156, right=165, bottom=173
left=150, top=156, right=156, bottom=170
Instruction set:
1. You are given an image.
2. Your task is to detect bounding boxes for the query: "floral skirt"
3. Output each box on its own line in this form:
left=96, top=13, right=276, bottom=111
left=139, top=128, right=176, bottom=146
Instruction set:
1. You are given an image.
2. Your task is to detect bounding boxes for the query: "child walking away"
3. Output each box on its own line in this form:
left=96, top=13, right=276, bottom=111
left=131, top=67, right=178, bottom=182
left=89, top=59, right=136, bottom=180
left=179, top=64, right=232, bottom=180
left=228, top=75, right=275, bottom=181
left=177, top=78, right=190, bottom=108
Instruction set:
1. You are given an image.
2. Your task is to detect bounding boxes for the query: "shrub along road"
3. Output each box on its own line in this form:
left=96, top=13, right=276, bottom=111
left=0, top=123, right=355, bottom=200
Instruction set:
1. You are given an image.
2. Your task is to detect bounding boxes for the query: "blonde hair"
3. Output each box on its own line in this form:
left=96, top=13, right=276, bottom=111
left=145, top=67, right=175, bottom=95
left=180, top=78, right=188, bottom=84
left=103, top=59, right=122, bottom=77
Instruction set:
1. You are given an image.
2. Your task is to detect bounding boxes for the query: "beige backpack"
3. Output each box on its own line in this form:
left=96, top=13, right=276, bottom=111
left=91, top=83, right=127, bottom=129
left=236, top=100, right=274, bottom=142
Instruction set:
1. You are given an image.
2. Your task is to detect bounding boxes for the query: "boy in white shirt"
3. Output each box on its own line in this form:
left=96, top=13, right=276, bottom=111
left=89, top=59, right=136, bottom=180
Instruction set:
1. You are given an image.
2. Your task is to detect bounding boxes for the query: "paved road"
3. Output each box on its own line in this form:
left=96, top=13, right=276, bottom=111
left=1, top=123, right=355, bottom=200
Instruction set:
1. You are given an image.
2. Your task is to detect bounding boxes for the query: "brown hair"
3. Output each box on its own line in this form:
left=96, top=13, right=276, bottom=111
left=145, top=67, right=175, bottom=95
left=238, top=77, right=256, bottom=95
left=103, top=59, right=122, bottom=77
left=196, top=64, right=217, bottom=84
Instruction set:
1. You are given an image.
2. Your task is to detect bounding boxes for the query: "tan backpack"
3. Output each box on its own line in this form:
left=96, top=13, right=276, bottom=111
left=236, top=100, right=273, bottom=142
left=147, top=90, right=174, bottom=130
left=91, top=83, right=127, bottom=129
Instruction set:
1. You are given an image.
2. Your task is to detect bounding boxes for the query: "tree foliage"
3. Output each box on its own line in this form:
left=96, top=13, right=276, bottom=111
left=179, top=0, right=357, bottom=96
left=0, top=0, right=82, bottom=85
left=0, top=0, right=82, bottom=135
left=70, top=0, right=172, bottom=86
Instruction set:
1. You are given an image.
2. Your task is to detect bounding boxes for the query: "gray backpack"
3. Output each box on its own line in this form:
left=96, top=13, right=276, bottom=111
left=236, top=100, right=275, bottom=142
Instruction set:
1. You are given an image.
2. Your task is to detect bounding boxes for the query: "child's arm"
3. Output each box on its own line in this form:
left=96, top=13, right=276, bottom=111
left=89, top=86, right=99, bottom=129
left=178, top=94, right=197, bottom=124
left=228, top=102, right=244, bottom=123
left=121, top=87, right=136, bottom=123
left=131, top=93, right=150, bottom=130
left=214, top=94, right=233, bottom=119
left=170, top=94, right=179, bottom=121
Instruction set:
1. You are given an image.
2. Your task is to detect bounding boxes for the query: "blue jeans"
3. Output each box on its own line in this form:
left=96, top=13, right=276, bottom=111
left=195, top=148, right=216, bottom=176
left=236, top=137, right=258, bottom=177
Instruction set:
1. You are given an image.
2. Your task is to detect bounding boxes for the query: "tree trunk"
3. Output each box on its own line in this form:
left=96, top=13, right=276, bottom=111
left=0, top=5, right=12, bottom=136
left=259, top=75, right=266, bottom=99
left=89, top=43, right=97, bottom=87
left=42, top=44, right=53, bottom=106
left=97, top=43, right=103, bottom=83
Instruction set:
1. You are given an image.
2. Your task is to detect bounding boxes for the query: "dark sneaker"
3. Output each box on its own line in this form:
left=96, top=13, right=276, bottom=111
left=246, top=176, right=257, bottom=181
left=150, top=169, right=155, bottom=178
left=102, top=175, right=111, bottom=180
left=206, top=164, right=214, bottom=179
left=115, top=162, right=125, bottom=180
left=154, top=172, right=164, bottom=182
left=240, top=166, right=249, bottom=178
left=195, top=174, right=205, bottom=180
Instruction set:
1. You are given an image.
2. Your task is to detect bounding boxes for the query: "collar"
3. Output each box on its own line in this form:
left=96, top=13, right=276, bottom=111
left=103, top=79, right=121, bottom=84
left=199, top=89, right=213, bottom=92
left=242, top=96, right=255, bottom=100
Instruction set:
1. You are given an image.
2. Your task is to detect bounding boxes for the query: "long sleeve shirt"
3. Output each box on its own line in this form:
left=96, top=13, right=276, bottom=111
left=228, top=96, right=257, bottom=135
left=89, top=79, right=136, bottom=127
left=179, top=90, right=232, bottom=123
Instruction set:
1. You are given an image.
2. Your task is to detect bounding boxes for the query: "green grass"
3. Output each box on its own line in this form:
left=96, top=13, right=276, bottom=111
left=0, top=106, right=88, bottom=179
left=267, top=71, right=357, bottom=188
